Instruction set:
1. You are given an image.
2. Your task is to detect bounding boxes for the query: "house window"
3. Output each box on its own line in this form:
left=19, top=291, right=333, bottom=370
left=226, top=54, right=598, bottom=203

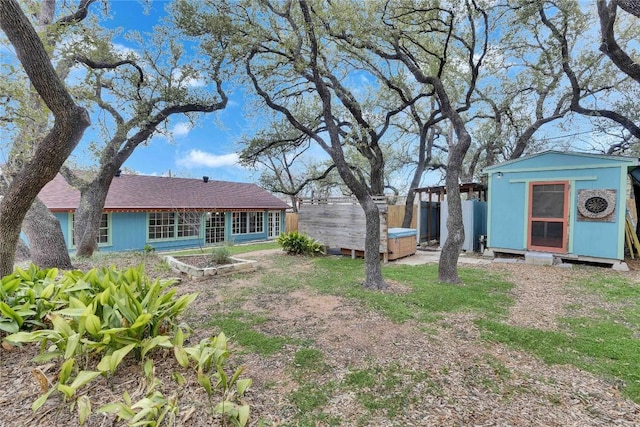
left=206, top=212, right=226, bottom=243
left=148, top=211, right=201, bottom=240
left=232, top=211, right=263, bottom=234
left=177, top=212, right=201, bottom=237
left=70, top=213, right=110, bottom=246
left=97, top=213, right=109, bottom=244
left=148, top=212, right=175, bottom=240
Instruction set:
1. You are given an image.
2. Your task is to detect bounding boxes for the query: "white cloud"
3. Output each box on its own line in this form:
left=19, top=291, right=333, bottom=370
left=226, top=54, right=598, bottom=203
left=171, top=68, right=206, bottom=88
left=172, top=122, right=192, bottom=137
left=112, top=43, right=139, bottom=59
left=177, top=149, right=239, bottom=168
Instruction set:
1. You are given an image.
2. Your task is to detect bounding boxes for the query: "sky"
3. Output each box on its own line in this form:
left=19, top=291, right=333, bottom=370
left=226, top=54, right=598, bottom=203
left=88, top=0, right=261, bottom=183
left=92, top=0, right=628, bottom=188
left=3, top=1, right=631, bottom=192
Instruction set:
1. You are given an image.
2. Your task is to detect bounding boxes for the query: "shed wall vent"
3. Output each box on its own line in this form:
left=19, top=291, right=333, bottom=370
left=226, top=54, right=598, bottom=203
left=577, top=189, right=616, bottom=222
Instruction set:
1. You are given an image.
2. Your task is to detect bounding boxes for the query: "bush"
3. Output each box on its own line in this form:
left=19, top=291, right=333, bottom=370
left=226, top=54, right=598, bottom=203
left=277, top=231, right=324, bottom=256
left=210, top=246, right=231, bottom=265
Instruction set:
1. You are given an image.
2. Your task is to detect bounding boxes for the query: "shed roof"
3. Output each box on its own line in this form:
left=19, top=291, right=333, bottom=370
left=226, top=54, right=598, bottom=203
left=483, top=150, right=639, bottom=172
left=39, top=173, right=290, bottom=212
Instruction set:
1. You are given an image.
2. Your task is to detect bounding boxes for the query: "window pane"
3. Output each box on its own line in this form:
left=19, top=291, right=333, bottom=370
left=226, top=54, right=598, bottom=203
left=149, top=212, right=175, bottom=240
left=532, top=184, right=565, bottom=218
left=530, top=221, right=563, bottom=248
left=206, top=212, right=225, bottom=243
left=97, top=213, right=109, bottom=244
left=232, top=212, right=247, bottom=234
left=71, top=213, right=109, bottom=245
left=177, top=212, right=200, bottom=237
left=248, top=212, right=263, bottom=233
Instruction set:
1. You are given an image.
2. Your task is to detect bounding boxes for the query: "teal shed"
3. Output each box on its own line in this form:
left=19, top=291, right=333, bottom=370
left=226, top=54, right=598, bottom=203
left=484, top=151, right=639, bottom=265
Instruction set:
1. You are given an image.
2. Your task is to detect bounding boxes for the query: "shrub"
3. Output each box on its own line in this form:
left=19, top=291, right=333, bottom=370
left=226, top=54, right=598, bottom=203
left=210, top=246, right=231, bottom=265
left=277, top=231, right=324, bottom=256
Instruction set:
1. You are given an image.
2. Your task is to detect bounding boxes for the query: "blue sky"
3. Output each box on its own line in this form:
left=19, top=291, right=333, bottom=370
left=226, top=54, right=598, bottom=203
left=3, top=1, right=627, bottom=191
left=93, top=0, right=259, bottom=183
left=68, top=0, right=625, bottom=188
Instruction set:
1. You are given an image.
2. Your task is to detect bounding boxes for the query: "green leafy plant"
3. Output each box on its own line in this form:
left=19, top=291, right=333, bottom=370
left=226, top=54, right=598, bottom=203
left=177, top=332, right=252, bottom=426
left=277, top=231, right=324, bottom=256
left=99, top=362, right=179, bottom=427
left=0, top=264, right=63, bottom=334
left=210, top=246, right=231, bottom=265
left=2, top=264, right=252, bottom=425
left=4, top=265, right=196, bottom=415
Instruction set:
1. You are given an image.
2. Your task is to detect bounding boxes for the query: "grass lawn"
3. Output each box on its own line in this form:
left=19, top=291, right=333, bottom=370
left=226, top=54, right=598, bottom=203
left=163, top=241, right=280, bottom=257
left=479, top=272, right=640, bottom=401
left=196, top=252, right=640, bottom=425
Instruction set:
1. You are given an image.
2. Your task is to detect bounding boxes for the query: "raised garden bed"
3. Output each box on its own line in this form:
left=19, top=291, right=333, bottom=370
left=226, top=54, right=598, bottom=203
left=164, top=254, right=257, bottom=279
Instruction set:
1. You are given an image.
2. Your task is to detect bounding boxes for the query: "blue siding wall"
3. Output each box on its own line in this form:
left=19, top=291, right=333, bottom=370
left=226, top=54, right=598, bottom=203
left=496, top=152, right=632, bottom=171
left=487, top=152, right=632, bottom=260
left=571, top=172, right=623, bottom=259
left=113, top=212, right=149, bottom=252
left=54, top=210, right=285, bottom=253
left=54, top=213, right=70, bottom=245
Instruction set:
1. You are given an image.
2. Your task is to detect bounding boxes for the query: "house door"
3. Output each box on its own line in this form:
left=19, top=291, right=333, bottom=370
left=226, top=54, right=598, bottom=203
left=268, top=211, right=281, bottom=239
left=205, top=212, right=225, bottom=244
left=528, top=182, right=569, bottom=252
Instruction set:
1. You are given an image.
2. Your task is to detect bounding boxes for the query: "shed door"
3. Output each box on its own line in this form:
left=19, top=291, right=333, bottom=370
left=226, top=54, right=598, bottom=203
left=528, top=182, right=569, bottom=253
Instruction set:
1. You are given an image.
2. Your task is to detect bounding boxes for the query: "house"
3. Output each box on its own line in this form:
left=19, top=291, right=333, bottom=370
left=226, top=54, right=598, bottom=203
left=483, top=150, right=639, bottom=269
left=38, top=173, right=290, bottom=252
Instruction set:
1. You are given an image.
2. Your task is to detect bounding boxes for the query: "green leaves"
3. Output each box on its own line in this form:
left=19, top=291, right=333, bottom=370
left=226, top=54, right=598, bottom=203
left=97, top=343, right=136, bottom=374
left=277, top=231, right=324, bottom=256
left=0, top=301, right=22, bottom=333
left=1, top=263, right=251, bottom=426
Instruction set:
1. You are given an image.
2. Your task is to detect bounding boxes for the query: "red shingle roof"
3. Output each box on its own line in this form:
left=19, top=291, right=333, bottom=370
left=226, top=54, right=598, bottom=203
left=39, top=174, right=290, bottom=212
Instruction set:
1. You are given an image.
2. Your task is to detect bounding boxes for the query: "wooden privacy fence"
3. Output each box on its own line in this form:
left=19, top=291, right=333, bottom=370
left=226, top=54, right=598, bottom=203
left=297, top=197, right=388, bottom=254
left=286, top=204, right=417, bottom=233
left=387, top=204, right=417, bottom=229
left=285, top=212, right=299, bottom=233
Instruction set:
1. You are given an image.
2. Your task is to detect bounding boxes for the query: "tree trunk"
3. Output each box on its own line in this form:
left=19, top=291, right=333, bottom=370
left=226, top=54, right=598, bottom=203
left=330, top=149, right=387, bottom=290
left=402, top=126, right=436, bottom=228
left=438, top=129, right=471, bottom=284
left=15, top=238, right=30, bottom=263
left=74, top=172, right=116, bottom=257
left=22, top=198, right=72, bottom=269
left=361, top=197, right=386, bottom=289
left=432, top=86, right=472, bottom=284
left=0, top=0, right=90, bottom=277
left=401, top=189, right=417, bottom=229
left=438, top=169, right=465, bottom=284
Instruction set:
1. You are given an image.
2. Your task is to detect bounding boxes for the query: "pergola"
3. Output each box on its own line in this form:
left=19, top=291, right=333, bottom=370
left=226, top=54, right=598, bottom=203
left=413, top=183, right=487, bottom=243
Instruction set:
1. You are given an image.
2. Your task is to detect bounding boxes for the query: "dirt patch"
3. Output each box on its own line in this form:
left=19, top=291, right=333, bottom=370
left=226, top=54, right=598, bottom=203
left=2, top=250, right=640, bottom=426
left=491, top=262, right=637, bottom=330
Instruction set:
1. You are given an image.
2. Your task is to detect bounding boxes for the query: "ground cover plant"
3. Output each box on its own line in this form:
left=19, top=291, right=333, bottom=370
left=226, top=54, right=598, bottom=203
left=1, top=245, right=640, bottom=426
left=479, top=272, right=640, bottom=400
left=0, top=262, right=251, bottom=426
left=276, top=232, right=324, bottom=256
